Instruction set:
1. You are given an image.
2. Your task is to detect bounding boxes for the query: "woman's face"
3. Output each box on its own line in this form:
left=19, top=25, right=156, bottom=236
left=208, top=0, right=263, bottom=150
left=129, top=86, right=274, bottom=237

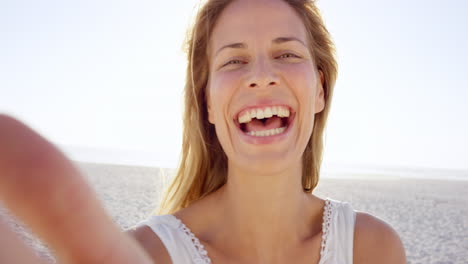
left=207, top=0, right=324, bottom=174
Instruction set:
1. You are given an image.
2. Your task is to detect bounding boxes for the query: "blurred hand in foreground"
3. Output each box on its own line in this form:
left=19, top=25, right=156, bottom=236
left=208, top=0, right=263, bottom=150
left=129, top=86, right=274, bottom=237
left=0, top=114, right=153, bottom=264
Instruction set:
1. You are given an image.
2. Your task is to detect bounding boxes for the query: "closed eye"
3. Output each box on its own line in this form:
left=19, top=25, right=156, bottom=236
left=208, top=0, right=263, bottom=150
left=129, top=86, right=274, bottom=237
left=223, top=59, right=245, bottom=67
left=221, top=53, right=300, bottom=68
left=277, top=53, right=301, bottom=59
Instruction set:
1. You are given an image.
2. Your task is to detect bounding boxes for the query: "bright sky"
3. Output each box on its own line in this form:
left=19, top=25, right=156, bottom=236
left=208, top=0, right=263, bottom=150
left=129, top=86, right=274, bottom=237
left=1, top=0, right=467, bottom=170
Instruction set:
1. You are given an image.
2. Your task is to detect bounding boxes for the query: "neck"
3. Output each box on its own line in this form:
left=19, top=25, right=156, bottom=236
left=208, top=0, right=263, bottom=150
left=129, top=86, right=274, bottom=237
left=212, top=161, right=324, bottom=261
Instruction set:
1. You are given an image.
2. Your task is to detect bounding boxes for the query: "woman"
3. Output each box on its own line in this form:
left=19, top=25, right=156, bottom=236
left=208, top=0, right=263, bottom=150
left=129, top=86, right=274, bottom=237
left=0, top=0, right=406, bottom=263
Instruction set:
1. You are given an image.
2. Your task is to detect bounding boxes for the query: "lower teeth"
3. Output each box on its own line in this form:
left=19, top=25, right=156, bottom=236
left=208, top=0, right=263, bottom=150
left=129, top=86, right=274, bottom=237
left=246, top=126, right=286, bottom=137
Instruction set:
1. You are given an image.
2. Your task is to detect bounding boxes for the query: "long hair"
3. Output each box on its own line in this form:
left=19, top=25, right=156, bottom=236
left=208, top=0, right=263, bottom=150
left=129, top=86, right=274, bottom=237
left=157, top=0, right=337, bottom=215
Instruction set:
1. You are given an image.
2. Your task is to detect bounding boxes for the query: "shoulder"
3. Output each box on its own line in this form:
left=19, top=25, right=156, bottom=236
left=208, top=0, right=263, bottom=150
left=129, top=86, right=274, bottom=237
left=125, top=225, right=172, bottom=264
left=353, top=212, right=406, bottom=264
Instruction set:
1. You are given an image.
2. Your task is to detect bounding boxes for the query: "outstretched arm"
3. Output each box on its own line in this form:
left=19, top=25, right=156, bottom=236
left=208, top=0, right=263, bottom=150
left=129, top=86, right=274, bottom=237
left=0, top=114, right=153, bottom=264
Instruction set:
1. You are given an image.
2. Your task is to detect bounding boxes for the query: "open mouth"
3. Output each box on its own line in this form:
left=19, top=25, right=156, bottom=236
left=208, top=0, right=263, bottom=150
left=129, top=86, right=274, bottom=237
left=234, top=105, right=294, bottom=137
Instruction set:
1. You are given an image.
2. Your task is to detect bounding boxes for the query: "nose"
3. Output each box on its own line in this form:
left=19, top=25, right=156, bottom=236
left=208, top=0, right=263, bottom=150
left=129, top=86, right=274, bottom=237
left=245, top=56, right=280, bottom=89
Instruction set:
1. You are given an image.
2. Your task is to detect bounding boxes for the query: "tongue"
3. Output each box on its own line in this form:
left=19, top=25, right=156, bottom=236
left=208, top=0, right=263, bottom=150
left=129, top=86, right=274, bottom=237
left=245, top=116, right=283, bottom=132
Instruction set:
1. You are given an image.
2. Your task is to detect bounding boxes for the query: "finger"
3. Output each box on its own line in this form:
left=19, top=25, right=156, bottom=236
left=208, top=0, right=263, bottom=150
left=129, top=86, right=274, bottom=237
left=0, top=115, right=152, bottom=264
left=0, top=216, right=48, bottom=264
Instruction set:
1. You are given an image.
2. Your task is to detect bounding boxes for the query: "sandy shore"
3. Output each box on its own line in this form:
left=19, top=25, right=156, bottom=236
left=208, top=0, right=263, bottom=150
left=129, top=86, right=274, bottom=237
left=1, top=162, right=467, bottom=264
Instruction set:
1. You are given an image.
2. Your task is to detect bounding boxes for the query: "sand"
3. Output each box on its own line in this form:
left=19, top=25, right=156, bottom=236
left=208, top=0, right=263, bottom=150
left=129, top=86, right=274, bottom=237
left=1, top=162, right=467, bottom=264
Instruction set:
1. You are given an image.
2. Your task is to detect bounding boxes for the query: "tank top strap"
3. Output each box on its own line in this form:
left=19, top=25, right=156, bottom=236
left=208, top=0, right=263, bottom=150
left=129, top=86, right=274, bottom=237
left=319, top=198, right=356, bottom=264
left=134, top=215, right=211, bottom=264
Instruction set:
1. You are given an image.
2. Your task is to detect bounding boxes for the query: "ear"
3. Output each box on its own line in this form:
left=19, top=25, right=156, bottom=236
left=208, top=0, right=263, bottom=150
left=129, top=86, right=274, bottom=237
left=314, top=70, right=325, bottom=113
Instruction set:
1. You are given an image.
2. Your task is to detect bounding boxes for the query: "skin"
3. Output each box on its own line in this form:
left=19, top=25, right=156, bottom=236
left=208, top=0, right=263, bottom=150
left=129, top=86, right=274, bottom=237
left=0, top=115, right=153, bottom=264
left=171, top=0, right=405, bottom=263
left=0, top=0, right=406, bottom=263
left=200, top=0, right=326, bottom=262
left=207, top=0, right=324, bottom=176
left=176, top=0, right=406, bottom=263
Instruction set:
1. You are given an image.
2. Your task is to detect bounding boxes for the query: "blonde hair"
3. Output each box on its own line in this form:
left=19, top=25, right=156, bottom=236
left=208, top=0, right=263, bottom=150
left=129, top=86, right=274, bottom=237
left=157, top=0, right=337, bottom=215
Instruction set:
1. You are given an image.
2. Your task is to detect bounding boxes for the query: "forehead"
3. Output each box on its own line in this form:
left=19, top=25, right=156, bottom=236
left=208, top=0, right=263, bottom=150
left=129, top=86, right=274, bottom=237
left=209, top=0, right=308, bottom=53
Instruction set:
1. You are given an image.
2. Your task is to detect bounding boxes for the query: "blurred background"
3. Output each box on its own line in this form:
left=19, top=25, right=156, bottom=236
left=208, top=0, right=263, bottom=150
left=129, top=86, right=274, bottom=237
left=1, top=0, right=467, bottom=175
left=1, top=1, right=468, bottom=263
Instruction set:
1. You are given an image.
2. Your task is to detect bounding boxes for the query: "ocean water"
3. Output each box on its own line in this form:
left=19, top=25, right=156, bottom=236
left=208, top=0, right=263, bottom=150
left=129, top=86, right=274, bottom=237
left=61, top=145, right=468, bottom=181
left=321, top=164, right=468, bottom=181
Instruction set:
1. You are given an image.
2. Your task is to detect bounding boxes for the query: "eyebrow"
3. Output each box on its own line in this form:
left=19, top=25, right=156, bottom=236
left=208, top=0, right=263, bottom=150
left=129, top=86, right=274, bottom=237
left=214, top=36, right=307, bottom=56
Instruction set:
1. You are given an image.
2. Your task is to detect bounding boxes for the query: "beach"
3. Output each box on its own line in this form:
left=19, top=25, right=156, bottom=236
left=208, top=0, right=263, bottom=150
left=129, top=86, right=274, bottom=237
left=1, top=162, right=467, bottom=264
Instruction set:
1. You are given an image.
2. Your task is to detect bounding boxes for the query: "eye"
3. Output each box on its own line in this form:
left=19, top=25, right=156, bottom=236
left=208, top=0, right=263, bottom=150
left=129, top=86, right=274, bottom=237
left=277, top=53, right=301, bottom=59
left=223, top=59, right=245, bottom=67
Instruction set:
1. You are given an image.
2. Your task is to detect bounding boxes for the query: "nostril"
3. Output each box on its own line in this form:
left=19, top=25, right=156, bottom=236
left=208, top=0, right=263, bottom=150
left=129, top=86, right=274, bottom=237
left=249, top=82, right=276, bottom=87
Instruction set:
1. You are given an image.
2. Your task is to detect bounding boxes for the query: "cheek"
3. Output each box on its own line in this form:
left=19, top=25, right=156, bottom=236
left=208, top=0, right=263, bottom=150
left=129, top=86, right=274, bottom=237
left=280, top=63, right=318, bottom=140
left=212, top=70, right=244, bottom=91
left=209, top=72, right=242, bottom=121
left=281, top=63, right=317, bottom=103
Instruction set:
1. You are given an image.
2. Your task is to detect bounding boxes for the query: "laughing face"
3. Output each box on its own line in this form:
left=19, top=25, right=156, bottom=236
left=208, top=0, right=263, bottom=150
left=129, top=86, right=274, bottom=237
left=207, top=0, right=325, bottom=175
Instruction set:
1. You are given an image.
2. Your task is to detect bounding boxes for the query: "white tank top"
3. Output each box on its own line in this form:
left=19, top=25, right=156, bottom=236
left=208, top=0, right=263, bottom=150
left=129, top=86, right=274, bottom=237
left=134, top=197, right=356, bottom=264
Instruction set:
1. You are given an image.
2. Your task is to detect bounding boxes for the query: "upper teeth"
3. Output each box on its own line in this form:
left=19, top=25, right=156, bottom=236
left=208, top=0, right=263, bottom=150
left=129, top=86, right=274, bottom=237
left=238, top=106, right=290, bottom=124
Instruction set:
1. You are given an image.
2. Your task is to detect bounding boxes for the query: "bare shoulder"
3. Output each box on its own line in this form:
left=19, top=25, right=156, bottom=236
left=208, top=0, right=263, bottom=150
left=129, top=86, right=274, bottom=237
left=125, top=225, right=172, bottom=264
left=353, top=212, right=406, bottom=264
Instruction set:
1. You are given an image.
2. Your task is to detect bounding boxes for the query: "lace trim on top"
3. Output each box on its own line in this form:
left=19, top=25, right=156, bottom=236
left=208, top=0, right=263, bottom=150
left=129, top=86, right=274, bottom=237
left=320, top=198, right=333, bottom=257
left=172, top=216, right=212, bottom=264
left=170, top=198, right=332, bottom=264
